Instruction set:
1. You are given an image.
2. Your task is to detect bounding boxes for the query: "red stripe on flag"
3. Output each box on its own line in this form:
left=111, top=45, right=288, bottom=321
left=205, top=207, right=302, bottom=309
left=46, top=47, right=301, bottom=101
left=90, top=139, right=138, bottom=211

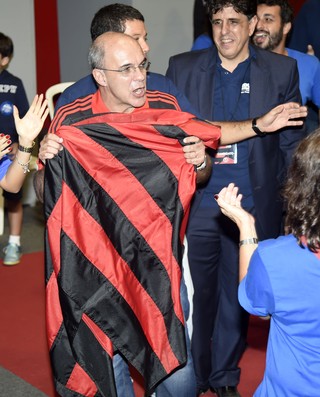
left=47, top=195, right=62, bottom=274
left=49, top=95, right=94, bottom=134
left=46, top=194, right=63, bottom=348
left=58, top=126, right=184, bottom=324
left=70, top=109, right=220, bottom=242
left=82, top=314, right=114, bottom=357
left=65, top=362, right=98, bottom=397
left=60, top=184, right=181, bottom=373
left=46, top=273, right=63, bottom=349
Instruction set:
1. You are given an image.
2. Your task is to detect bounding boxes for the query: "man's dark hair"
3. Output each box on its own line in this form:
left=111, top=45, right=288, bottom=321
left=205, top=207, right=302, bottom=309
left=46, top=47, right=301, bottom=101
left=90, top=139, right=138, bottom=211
left=206, top=0, right=257, bottom=20
left=90, top=3, right=145, bottom=42
left=257, top=0, right=294, bottom=24
left=0, top=32, right=13, bottom=58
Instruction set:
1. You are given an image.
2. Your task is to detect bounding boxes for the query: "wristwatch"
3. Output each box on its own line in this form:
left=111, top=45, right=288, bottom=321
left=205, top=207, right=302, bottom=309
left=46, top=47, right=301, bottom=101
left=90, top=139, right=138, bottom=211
left=252, top=118, right=266, bottom=137
left=196, top=155, right=207, bottom=171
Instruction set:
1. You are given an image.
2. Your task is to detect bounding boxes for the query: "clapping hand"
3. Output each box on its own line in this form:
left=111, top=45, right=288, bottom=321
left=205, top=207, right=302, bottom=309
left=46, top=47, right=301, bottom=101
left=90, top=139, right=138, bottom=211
left=215, top=183, right=254, bottom=228
left=13, top=94, right=49, bottom=147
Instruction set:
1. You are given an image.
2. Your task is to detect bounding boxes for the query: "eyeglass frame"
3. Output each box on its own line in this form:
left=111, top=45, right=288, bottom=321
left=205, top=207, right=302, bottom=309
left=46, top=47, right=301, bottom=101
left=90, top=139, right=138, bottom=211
left=97, top=58, right=151, bottom=76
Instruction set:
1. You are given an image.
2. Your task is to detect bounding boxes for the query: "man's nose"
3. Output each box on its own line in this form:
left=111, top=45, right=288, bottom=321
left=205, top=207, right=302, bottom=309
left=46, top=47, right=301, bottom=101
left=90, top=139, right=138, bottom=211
left=256, top=18, right=264, bottom=30
left=221, top=21, right=230, bottom=35
left=141, top=40, right=150, bottom=54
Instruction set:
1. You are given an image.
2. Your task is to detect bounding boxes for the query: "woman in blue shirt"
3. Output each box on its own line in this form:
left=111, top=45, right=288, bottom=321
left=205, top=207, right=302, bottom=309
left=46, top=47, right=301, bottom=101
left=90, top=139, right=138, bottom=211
left=215, top=129, right=320, bottom=397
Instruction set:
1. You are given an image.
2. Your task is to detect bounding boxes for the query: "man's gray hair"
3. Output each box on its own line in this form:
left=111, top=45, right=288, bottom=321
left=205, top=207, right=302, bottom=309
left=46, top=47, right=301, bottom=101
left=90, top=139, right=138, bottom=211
left=88, top=39, right=105, bottom=70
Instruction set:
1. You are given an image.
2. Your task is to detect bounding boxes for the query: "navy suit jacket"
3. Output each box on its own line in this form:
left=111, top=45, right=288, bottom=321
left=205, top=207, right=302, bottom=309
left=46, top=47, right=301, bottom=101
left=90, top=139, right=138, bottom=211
left=166, top=44, right=306, bottom=239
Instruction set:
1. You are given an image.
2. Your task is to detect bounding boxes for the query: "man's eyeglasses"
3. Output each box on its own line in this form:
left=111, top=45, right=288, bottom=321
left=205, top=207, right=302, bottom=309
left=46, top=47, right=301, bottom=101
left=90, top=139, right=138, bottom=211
left=98, top=58, right=151, bottom=76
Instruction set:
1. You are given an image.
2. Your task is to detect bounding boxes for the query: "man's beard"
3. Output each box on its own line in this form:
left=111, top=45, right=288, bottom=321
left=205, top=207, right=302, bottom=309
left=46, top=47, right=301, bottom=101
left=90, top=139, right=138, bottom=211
left=267, top=29, right=283, bottom=51
left=254, top=28, right=283, bottom=51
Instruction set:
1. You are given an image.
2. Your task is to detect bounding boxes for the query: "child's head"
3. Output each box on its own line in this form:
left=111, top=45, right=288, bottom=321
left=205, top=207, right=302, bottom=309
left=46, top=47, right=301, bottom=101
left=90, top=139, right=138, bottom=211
left=0, top=32, right=13, bottom=71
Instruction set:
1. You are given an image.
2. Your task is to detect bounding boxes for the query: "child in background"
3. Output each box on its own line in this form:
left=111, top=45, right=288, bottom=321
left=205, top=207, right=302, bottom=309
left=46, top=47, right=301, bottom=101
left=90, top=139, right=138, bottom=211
left=0, top=32, right=30, bottom=265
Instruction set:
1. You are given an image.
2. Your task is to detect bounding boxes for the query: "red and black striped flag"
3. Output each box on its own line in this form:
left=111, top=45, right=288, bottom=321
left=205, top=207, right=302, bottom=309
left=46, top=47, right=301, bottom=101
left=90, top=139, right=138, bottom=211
left=44, top=108, right=219, bottom=397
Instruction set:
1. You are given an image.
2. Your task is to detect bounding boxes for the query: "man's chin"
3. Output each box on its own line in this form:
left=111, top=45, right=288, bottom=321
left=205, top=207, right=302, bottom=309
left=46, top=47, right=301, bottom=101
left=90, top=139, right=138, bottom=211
left=132, top=96, right=147, bottom=108
left=253, top=35, right=267, bottom=45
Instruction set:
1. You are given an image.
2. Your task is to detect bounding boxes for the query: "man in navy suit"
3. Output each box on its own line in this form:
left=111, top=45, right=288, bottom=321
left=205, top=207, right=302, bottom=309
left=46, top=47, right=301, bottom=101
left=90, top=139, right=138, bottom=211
left=166, top=0, right=306, bottom=396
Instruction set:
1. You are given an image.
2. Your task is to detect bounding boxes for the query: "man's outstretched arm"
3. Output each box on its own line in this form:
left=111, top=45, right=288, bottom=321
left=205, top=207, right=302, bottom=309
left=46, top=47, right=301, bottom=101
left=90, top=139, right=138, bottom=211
left=217, top=102, right=307, bottom=145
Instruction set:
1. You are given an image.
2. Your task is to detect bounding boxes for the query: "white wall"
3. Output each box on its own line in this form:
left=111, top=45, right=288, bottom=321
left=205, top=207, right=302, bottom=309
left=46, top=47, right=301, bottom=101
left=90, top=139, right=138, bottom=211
left=57, top=0, right=132, bottom=82
left=0, top=0, right=36, bottom=103
left=0, top=0, right=195, bottom=95
left=58, top=0, right=194, bottom=80
left=133, top=0, right=194, bottom=74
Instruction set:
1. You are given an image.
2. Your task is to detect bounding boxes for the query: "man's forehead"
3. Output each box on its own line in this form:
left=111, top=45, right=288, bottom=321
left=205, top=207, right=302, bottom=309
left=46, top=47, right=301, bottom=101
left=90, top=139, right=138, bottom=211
left=123, top=19, right=147, bottom=36
left=212, top=7, right=246, bottom=19
left=107, top=44, right=145, bottom=66
left=257, top=5, right=281, bottom=17
left=102, top=33, right=140, bottom=50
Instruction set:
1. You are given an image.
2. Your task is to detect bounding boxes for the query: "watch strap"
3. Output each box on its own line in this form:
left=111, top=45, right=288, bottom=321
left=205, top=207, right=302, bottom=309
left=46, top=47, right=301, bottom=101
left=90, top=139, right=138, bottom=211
left=252, top=118, right=266, bottom=137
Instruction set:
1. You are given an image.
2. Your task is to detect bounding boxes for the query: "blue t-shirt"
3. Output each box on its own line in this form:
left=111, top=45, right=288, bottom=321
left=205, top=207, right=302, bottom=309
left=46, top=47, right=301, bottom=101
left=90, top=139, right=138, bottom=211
left=191, top=33, right=213, bottom=51
left=200, top=52, right=254, bottom=209
left=0, top=156, right=12, bottom=181
left=287, top=48, right=320, bottom=107
left=0, top=70, right=29, bottom=142
left=239, top=234, right=320, bottom=396
left=56, top=72, right=200, bottom=117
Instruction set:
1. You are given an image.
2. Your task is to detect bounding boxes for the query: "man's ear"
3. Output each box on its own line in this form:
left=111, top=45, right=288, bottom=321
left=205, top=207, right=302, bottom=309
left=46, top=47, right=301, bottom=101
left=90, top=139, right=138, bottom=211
left=92, top=68, right=107, bottom=87
left=283, top=22, right=291, bottom=36
left=249, top=15, right=258, bottom=37
left=0, top=56, right=10, bottom=68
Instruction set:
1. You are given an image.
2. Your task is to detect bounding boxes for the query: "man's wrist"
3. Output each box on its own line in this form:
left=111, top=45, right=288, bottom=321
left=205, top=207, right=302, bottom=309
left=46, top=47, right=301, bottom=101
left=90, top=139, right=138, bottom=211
left=18, top=138, right=35, bottom=149
left=252, top=118, right=267, bottom=137
left=196, top=155, right=207, bottom=171
left=18, top=140, right=35, bottom=153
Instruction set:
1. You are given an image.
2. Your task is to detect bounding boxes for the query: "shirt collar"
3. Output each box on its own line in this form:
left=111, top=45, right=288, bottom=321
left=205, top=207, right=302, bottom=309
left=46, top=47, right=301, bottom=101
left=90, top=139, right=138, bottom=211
left=92, top=90, right=149, bottom=114
left=216, top=44, right=256, bottom=68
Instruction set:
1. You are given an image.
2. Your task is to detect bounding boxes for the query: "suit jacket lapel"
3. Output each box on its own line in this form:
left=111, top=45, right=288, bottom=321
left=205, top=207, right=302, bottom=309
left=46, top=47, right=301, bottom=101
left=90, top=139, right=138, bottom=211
left=197, top=48, right=218, bottom=119
left=248, top=51, right=271, bottom=153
